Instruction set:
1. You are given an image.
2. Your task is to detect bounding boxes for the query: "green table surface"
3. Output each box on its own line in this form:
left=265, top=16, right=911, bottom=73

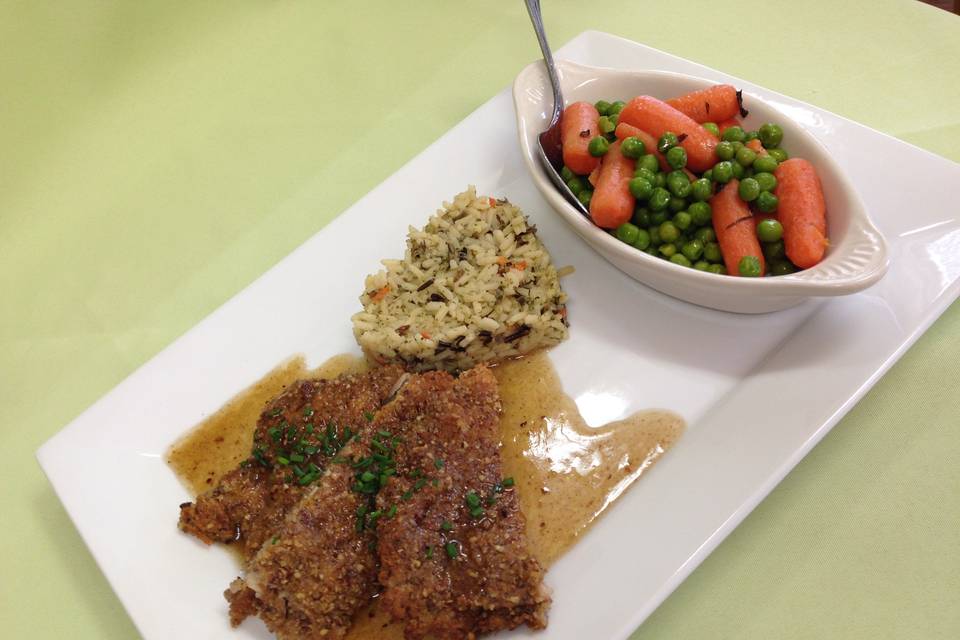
left=3, top=1, right=959, bottom=638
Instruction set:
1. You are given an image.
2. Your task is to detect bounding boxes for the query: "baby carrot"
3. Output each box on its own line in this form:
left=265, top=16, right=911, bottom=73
left=746, top=138, right=767, bottom=156
left=711, top=180, right=766, bottom=276
left=561, top=102, right=602, bottom=175
left=666, top=84, right=743, bottom=124
left=774, top=158, right=828, bottom=268
left=590, top=140, right=636, bottom=229
left=618, top=96, right=718, bottom=172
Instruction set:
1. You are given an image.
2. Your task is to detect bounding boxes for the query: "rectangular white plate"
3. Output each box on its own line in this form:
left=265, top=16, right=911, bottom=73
left=38, top=31, right=960, bottom=640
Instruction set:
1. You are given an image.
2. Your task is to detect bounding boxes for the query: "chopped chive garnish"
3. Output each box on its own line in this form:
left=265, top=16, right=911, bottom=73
left=434, top=458, right=444, bottom=470
left=486, top=494, right=497, bottom=506
left=413, top=478, right=427, bottom=492
left=271, top=535, right=279, bottom=545
left=292, top=464, right=305, bottom=477
left=303, top=445, right=318, bottom=455
left=470, top=506, right=484, bottom=518
left=268, top=427, right=281, bottom=441
left=364, top=412, right=375, bottom=422
left=502, top=477, right=515, bottom=488
left=431, top=478, right=439, bottom=488
left=276, top=456, right=290, bottom=465
left=425, top=545, right=434, bottom=559
left=441, top=521, right=453, bottom=532
left=303, top=407, right=314, bottom=417
left=386, top=505, right=397, bottom=518
left=305, top=424, right=314, bottom=434
left=465, top=492, right=481, bottom=508
left=360, top=471, right=376, bottom=483
left=356, top=505, right=368, bottom=517
left=377, top=430, right=392, bottom=438
left=289, top=453, right=305, bottom=463
left=445, top=541, right=459, bottom=559
left=269, top=408, right=282, bottom=417
left=344, top=427, right=353, bottom=441
left=308, top=463, right=320, bottom=473
left=402, top=490, right=413, bottom=501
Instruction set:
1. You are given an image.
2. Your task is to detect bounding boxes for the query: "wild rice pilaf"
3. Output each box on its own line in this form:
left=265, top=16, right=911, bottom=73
left=351, top=188, right=569, bottom=372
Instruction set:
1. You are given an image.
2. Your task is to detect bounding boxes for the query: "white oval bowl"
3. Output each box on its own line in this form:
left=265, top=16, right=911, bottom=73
left=513, top=59, right=888, bottom=314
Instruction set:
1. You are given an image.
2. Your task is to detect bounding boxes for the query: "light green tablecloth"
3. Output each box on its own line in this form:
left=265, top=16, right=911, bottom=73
left=2, top=1, right=958, bottom=638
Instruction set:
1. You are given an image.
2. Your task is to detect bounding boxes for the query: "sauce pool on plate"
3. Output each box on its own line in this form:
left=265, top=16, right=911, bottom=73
left=167, top=351, right=683, bottom=638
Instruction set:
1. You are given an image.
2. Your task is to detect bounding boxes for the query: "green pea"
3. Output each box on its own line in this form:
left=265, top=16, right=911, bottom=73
left=621, top=136, right=646, bottom=159
left=731, top=141, right=745, bottom=153
left=655, top=172, right=667, bottom=188
left=716, top=141, right=736, bottom=161
left=632, top=207, right=651, bottom=228
left=713, top=161, right=734, bottom=183
left=666, top=170, right=691, bottom=198
left=744, top=130, right=759, bottom=142
left=633, top=228, right=652, bottom=250
left=629, top=177, right=654, bottom=200
left=691, top=178, right=713, bottom=202
left=707, top=263, right=727, bottom=275
left=649, top=187, right=671, bottom=211
left=649, top=210, right=669, bottom=225
left=634, top=167, right=657, bottom=183
left=644, top=246, right=658, bottom=256
left=637, top=154, right=660, bottom=173
left=694, top=227, right=716, bottom=244
left=735, top=147, right=757, bottom=167
left=757, top=219, right=784, bottom=243
left=657, top=131, right=679, bottom=153
left=659, top=221, right=681, bottom=243
left=615, top=222, right=640, bottom=245
left=767, top=147, right=789, bottom=163
left=666, top=146, right=688, bottom=170
left=738, top=255, right=762, bottom=277
left=688, top=201, right=712, bottom=226
left=753, top=155, right=779, bottom=174
left=681, top=238, right=704, bottom=260
left=673, top=211, right=692, bottom=230
left=648, top=225, right=662, bottom=246
left=594, top=100, right=612, bottom=116
left=731, top=161, right=745, bottom=179
left=588, top=136, right=610, bottom=157
left=669, top=196, right=687, bottom=212
left=763, top=240, right=786, bottom=261
left=608, top=113, right=620, bottom=128
left=609, top=100, right=626, bottom=115
left=670, top=253, right=692, bottom=267
left=694, top=260, right=711, bottom=271
left=770, top=260, right=797, bottom=276
left=754, top=172, right=776, bottom=193
left=702, top=169, right=714, bottom=182
left=566, top=177, right=587, bottom=196
left=659, top=243, right=678, bottom=258
left=756, top=191, right=779, bottom=213
left=578, top=189, right=593, bottom=207
left=598, top=116, right=616, bottom=135
left=703, top=122, right=720, bottom=137
left=759, top=123, right=784, bottom=148
left=561, top=166, right=575, bottom=182
left=738, top=177, right=761, bottom=202
left=704, top=241, right=723, bottom=263
left=721, top=126, right=746, bottom=143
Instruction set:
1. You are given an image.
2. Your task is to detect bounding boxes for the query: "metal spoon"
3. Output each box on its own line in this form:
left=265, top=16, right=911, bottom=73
left=523, top=0, right=591, bottom=217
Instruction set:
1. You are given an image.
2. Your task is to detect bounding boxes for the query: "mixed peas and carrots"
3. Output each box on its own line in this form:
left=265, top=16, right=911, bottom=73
left=559, top=86, right=829, bottom=277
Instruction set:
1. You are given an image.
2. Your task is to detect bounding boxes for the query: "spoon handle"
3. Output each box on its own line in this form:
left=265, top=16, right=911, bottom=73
left=523, top=0, right=564, bottom=122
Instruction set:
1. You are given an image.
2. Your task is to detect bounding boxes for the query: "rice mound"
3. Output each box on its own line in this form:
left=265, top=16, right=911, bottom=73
left=351, top=187, right=569, bottom=372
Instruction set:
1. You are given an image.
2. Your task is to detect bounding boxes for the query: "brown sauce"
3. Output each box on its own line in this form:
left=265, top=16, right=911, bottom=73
left=167, top=351, right=683, bottom=639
